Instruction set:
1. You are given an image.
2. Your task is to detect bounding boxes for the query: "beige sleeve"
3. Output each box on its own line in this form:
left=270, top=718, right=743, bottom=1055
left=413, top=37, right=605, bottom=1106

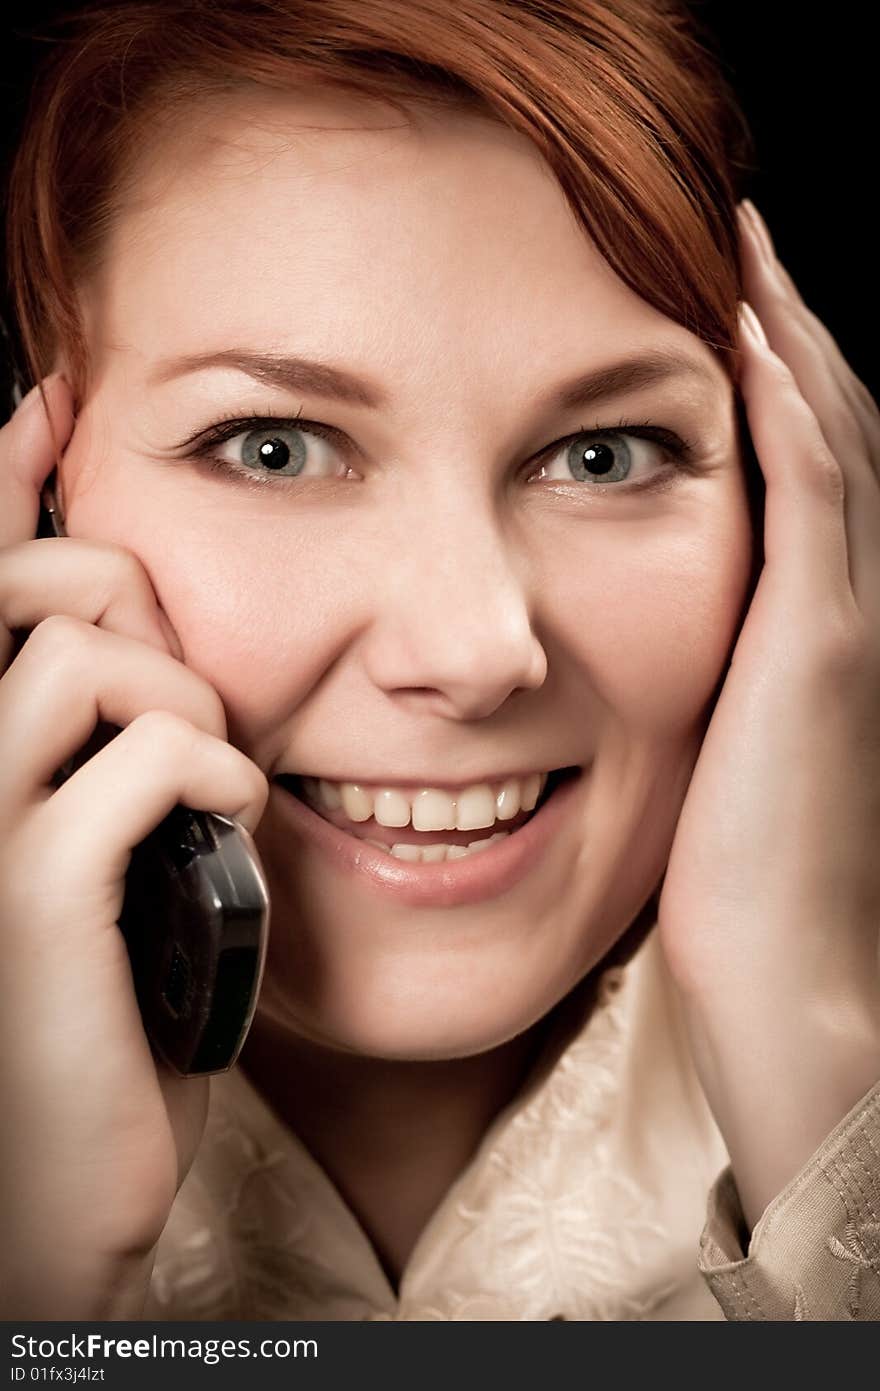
left=697, top=1077, right=880, bottom=1320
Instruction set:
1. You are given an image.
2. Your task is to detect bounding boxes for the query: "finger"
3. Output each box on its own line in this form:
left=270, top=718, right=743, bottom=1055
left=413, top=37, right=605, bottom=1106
left=41, top=710, right=269, bottom=892
left=0, top=375, right=75, bottom=549
left=738, top=204, right=879, bottom=471
left=738, top=305, right=857, bottom=616
left=740, top=199, right=878, bottom=425
left=0, top=538, right=184, bottom=665
left=738, top=217, right=880, bottom=608
left=767, top=257, right=877, bottom=430
left=0, top=614, right=229, bottom=811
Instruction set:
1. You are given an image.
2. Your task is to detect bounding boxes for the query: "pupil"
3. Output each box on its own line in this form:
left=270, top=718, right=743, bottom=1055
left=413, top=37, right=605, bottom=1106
left=259, top=438, right=291, bottom=470
left=583, top=443, right=614, bottom=476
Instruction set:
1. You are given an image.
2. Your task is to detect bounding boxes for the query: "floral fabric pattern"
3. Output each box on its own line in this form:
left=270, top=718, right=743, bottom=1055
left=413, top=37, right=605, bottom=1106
left=144, top=925, right=880, bottom=1321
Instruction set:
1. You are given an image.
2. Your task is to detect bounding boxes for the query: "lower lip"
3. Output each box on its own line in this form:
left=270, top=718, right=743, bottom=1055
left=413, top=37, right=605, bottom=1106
left=270, top=768, right=586, bottom=908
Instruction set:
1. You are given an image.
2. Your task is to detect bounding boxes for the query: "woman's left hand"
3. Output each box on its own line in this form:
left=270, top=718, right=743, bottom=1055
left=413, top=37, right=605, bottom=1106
left=656, top=199, right=880, bottom=1233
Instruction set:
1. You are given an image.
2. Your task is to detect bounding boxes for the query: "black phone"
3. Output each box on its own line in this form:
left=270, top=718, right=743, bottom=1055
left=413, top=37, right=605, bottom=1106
left=3, top=313, right=270, bottom=1077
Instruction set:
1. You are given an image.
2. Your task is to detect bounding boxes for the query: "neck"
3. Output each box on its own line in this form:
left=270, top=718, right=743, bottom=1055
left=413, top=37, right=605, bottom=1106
left=237, top=1013, right=552, bottom=1293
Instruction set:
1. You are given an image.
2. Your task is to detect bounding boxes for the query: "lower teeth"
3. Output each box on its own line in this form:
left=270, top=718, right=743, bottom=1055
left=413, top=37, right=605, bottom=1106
left=363, top=831, right=511, bottom=863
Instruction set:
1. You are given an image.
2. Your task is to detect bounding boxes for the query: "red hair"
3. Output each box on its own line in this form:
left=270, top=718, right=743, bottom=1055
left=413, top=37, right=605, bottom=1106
left=6, top=0, right=754, bottom=414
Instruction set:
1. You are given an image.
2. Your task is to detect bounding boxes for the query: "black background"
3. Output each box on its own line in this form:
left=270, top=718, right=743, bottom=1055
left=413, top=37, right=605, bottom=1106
left=1, top=2, right=876, bottom=401
left=696, top=1, right=876, bottom=400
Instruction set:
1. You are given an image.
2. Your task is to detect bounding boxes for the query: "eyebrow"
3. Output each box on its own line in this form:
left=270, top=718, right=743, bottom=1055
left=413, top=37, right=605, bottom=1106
left=147, top=344, right=717, bottom=413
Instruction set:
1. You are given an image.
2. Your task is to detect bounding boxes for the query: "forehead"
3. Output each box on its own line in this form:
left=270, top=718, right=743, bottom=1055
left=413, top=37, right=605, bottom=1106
left=85, top=88, right=718, bottom=393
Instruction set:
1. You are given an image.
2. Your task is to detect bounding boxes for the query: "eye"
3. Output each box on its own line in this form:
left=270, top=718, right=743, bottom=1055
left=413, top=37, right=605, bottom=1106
left=177, top=411, right=696, bottom=496
left=190, top=415, right=351, bottom=484
left=532, top=424, right=690, bottom=490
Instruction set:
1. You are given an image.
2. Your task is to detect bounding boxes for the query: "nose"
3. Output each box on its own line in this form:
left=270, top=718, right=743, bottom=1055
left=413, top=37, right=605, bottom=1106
left=359, top=493, right=548, bottom=722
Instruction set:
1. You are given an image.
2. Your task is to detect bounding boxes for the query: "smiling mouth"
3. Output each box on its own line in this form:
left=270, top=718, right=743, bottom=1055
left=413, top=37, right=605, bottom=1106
left=273, top=765, right=580, bottom=847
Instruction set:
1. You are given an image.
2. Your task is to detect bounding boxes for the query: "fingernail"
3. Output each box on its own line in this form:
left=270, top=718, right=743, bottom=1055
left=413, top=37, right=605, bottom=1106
left=740, top=199, right=776, bottom=262
left=739, top=300, right=769, bottom=348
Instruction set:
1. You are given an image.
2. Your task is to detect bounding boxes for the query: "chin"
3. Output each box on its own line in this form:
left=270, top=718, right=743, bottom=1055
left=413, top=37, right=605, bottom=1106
left=254, top=911, right=624, bottom=1064
left=289, top=1007, right=546, bottom=1063
left=251, top=770, right=667, bottom=1063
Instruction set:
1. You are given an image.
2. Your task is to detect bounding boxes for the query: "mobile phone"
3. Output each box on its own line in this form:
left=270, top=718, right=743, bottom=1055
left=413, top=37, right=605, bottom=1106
left=3, top=314, right=271, bottom=1077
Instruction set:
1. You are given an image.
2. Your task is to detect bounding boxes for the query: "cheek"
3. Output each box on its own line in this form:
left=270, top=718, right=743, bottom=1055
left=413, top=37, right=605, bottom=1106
left=64, top=464, right=333, bottom=733
left=547, top=498, right=754, bottom=735
left=65, top=454, right=755, bottom=756
left=179, top=520, right=751, bottom=742
left=139, top=524, right=360, bottom=741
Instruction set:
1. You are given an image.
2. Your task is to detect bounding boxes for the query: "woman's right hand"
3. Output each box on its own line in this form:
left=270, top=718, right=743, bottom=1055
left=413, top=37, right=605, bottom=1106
left=0, top=375, right=270, bottom=1318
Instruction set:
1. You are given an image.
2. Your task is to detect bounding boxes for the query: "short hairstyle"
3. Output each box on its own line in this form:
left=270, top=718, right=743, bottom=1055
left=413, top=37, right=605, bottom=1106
left=6, top=0, right=754, bottom=408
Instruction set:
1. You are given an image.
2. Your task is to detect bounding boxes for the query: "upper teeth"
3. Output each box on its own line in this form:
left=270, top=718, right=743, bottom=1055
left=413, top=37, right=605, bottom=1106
left=299, top=772, right=550, bottom=832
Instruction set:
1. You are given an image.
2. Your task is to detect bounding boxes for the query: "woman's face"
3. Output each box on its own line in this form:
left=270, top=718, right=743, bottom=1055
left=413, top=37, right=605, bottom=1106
left=61, top=90, right=754, bottom=1060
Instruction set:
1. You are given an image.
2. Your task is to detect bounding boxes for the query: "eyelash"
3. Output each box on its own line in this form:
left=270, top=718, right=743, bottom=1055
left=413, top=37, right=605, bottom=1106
left=180, top=408, right=698, bottom=496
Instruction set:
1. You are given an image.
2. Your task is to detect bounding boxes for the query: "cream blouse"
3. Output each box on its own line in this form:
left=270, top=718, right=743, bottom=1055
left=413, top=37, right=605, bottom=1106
left=143, top=920, right=880, bottom=1321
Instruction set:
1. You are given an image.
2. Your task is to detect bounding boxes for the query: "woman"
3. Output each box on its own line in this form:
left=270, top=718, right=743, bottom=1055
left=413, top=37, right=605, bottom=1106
left=1, top=0, right=878, bottom=1321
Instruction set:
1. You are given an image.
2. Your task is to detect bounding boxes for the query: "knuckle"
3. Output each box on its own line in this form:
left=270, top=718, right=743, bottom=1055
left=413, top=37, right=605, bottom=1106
left=131, top=682, right=227, bottom=747
left=128, top=707, right=197, bottom=756
left=763, top=268, right=792, bottom=312
left=812, top=447, right=846, bottom=505
left=197, top=682, right=229, bottom=740
left=169, top=675, right=227, bottom=741
left=763, top=348, right=797, bottom=394
left=104, top=543, right=151, bottom=594
left=0, top=541, right=23, bottom=582
left=824, top=399, right=857, bottom=447
left=245, top=762, right=270, bottom=803
left=765, top=337, right=799, bottom=383
left=228, top=755, right=270, bottom=816
left=30, top=612, right=95, bottom=660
